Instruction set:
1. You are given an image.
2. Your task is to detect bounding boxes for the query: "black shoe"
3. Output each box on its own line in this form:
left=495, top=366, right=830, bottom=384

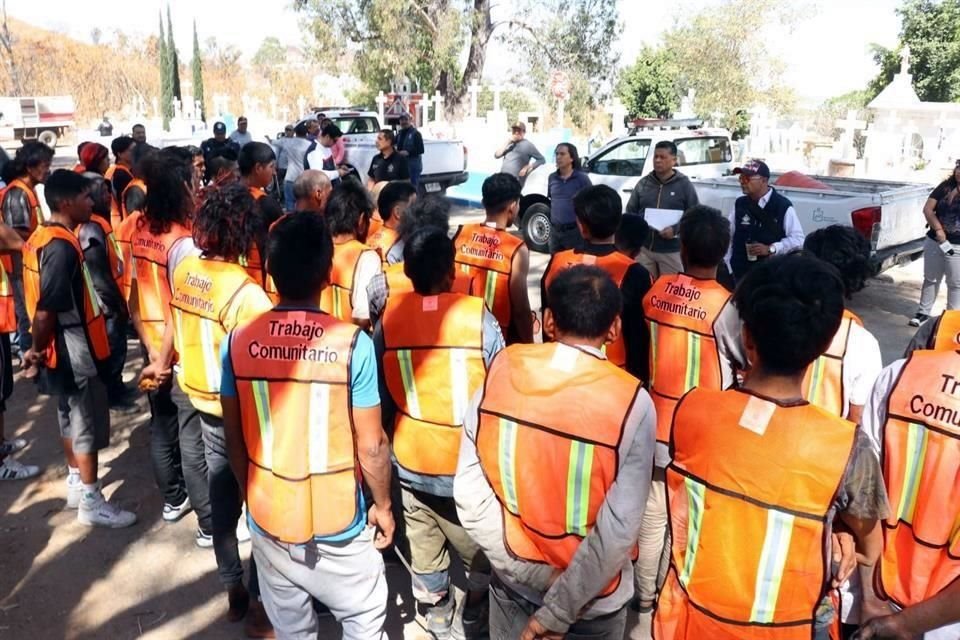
left=909, top=312, right=930, bottom=327
left=227, top=584, right=249, bottom=623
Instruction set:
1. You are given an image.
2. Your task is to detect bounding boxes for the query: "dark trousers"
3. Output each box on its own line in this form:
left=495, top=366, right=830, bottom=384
left=488, top=575, right=626, bottom=639
left=549, top=222, right=585, bottom=254
left=147, top=378, right=187, bottom=507
left=201, top=413, right=259, bottom=596
left=171, top=384, right=212, bottom=533
left=408, top=156, right=423, bottom=188
left=10, top=269, right=30, bottom=352
left=104, top=315, right=128, bottom=399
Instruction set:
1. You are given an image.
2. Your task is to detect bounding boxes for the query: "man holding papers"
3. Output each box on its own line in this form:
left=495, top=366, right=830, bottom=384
left=625, top=141, right=700, bottom=278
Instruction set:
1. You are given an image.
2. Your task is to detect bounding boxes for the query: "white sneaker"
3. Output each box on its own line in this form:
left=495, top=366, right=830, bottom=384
left=195, top=529, right=214, bottom=548
left=65, top=473, right=82, bottom=509
left=629, top=610, right=653, bottom=640
left=162, top=496, right=192, bottom=522
left=0, top=437, right=27, bottom=455
left=236, top=508, right=250, bottom=544
left=78, top=490, right=137, bottom=528
left=0, top=457, right=40, bottom=480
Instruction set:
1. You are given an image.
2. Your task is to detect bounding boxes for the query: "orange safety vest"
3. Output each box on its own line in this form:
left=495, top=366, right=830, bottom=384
left=105, top=164, right=133, bottom=229
left=120, top=178, right=146, bottom=222
left=931, top=310, right=960, bottom=351
left=115, top=210, right=141, bottom=305
left=171, top=256, right=262, bottom=416
left=476, top=343, right=640, bottom=596
left=382, top=292, right=486, bottom=476
left=239, top=242, right=266, bottom=288
left=367, top=225, right=400, bottom=265
left=0, top=263, right=13, bottom=333
left=542, top=249, right=635, bottom=369
left=383, top=262, right=475, bottom=301
left=802, top=309, right=862, bottom=417
left=229, top=308, right=361, bottom=544
left=132, top=219, right=192, bottom=352
left=878, top=350, right=960, bottom=609
left=643, top=274, right=733, bottom=446
left=368, top=213, right=384, bottom=239
left=655, top=388, right=855, bottom=640
left=1, top=179, right=41, bottom=274
left=453, top=223, right=523, bottom=335
left=76, top=215, right=124, bottom=293
left=22, top=224, right=111, bottom=368
left=319, top=239, right=379, bottom=322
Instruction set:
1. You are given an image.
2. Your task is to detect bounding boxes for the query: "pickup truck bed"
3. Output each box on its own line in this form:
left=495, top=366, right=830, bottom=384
left=693, top=174, right=934, bottom=273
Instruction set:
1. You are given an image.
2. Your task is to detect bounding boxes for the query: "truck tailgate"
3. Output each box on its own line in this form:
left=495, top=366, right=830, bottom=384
left=422, top=140, right=465, bottom=177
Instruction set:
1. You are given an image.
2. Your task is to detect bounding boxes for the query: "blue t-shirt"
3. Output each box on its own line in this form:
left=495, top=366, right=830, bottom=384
left=547, top=169, right=592, bottom=225
left=219, top=317, right=380, bottom=543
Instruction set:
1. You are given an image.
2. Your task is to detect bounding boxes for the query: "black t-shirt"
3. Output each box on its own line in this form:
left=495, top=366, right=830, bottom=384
left=928, top=180, right=960, bottom=243
left=78, top=217, right=125, bottom=317
left=110, top=166, right=134, bottom=204
left=540, top=244, right=653, bottom=381
left=367, top=152, right=410, bottom=183
left=123, top=184, right=146, bottom=216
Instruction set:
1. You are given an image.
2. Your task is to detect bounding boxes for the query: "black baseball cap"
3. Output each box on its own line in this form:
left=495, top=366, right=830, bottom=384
left=213, top=122, right=226, bottom=134
left=733, top=159, right=770, bottom=179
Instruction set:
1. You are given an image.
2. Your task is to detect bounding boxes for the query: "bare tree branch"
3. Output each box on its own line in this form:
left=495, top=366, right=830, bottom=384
left=0, top=0, right=22, bottom=94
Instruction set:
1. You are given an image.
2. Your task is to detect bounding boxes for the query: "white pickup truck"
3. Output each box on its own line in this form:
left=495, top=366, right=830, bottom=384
left=519, top=127, right=932, bottom=272
left=520, top=127, right=734, bottom=251
left=300, top=109, right=468, bottom=195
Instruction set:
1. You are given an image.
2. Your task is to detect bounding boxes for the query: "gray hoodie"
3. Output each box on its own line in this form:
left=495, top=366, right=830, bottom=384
left=625, top=170, right=699, bottom=253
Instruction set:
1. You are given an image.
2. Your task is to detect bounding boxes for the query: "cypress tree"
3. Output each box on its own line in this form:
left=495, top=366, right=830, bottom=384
left=192, top=20, right=205, bottom=122
left=167, top=5, right=182, bottom=103
left=159, top=10, right=172, bottom=131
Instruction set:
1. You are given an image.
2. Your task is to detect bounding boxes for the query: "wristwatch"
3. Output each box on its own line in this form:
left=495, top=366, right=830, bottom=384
left=769, top=244, right=778, bottom=255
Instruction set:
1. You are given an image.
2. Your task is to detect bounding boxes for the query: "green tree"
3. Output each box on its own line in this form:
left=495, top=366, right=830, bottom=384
left=868, top=0, right=960, bottom=102
left=166, top=5, right=181, bottom=102
left=293, top=0, right=618, bottom=118
left=159, top=10, right=171, bottom=130
left=191, top=20, right=204, bottom=122
left=252, top=36, right=286, bottom=76
left=616, top=46, right=681, bottom=118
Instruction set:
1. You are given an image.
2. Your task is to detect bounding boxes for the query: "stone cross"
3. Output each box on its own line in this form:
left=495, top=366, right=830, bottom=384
left=433, top=93, right=445, bottom=122
left=492, top=84, right=503, bottom=113
left=605, top=100, right=627, bottom=135
left=556, top=98, right=566, bottom=128
left=901, top=45, right=911, bottom=75
left=194, top=99, right=202, bottom=119
left=878, top=110, right=901, bottom=132
left=834, top=109, right=866, bottom=159
left=376, top=91, right=388, bottom=123
left=417, top=100, right=427, bottom=126
left=172, top=96, right=181, bottom=120
left=467, top=80, right=481, bottom=119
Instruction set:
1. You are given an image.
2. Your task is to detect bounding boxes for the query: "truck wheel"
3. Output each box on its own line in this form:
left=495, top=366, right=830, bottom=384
left=38, top=130, right=58, bottom=148
left=522, top=203, right=551, bottom=253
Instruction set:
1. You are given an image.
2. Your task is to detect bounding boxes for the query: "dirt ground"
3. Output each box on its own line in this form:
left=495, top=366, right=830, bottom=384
left=0, top=204, right=939, bottom=638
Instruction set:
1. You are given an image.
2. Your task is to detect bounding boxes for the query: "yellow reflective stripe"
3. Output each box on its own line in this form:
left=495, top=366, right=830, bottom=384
left=679, top=476, right=706, bottom=588
left=499, top=417, right=519, bottom=513
left=308, top=382, right=330, bottom=474
left=807, top=356, right=825, bottom=406
left=172, top=308, right=184, bottom=356
left=749, top=510, right=796, bottom=623
left=649, top=321, right=658, bottom=387
left=0, top=267, right=9, bottom=296
left=150, top=262, right=162, bottom=311
left=449, top=348, right=469, bottom=426
left=684, top=333, right=701, bottom=392
left=483, top=271, right=497, bottom=311
left=200, top=318, right=221, bottom=392
left=565, top=441, right=594, bottom=537
left=397, top=349, right=422, bottom=419
left=896, top=422, right=929, bottom=524
left=252, top=380, right=273, bottom=468
left=107, top=233, right=124, bottom=277
left=81, top=264, right=102, bottom=317
left=333, top=286, right=343, bottom=319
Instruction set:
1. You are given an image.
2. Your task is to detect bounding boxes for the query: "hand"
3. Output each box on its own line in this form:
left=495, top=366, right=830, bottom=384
left=140, top=362, right=171, bottom=387
left=856, top=613, right=914, bottom=639
left=338, top=166, right=350, bottom=177
left=397, top=150, right=409, bottom=157
left=860, top=596, right=895, bottom=625
left=830, top=531, right=857, bottom=587
left=935, top=228, right=947, bottom=243
left=520, top=617, right=564, bottom=640
left=22, top=348, right=44, bottom=368
left=659, top=226, right=676, bottom=240
left=746, top=242, right=772, bottom=257
left=519, top=166, right=530, bottom=178
left=368, top=504, right=395, bottom=550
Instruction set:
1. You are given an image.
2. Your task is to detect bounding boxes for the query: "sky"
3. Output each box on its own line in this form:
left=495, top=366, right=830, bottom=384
left=6, top=0, right=902, bottom=102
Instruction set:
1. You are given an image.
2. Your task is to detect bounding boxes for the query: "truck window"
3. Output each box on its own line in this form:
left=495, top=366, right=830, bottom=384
left=589, top=139, right=651, bottom=176
left=675, top=137, right=732, bottom=166
left=329, top=117, right=379, bottom=135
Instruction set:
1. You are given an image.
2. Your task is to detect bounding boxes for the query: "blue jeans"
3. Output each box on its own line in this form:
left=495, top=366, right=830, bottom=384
left=408, top=156, right=423, bottom=188
left=283, top=181, right=295, bottom=213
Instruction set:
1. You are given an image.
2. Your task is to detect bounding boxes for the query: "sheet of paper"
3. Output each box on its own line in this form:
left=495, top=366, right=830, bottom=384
left=644, top=208, right=684, bottom=231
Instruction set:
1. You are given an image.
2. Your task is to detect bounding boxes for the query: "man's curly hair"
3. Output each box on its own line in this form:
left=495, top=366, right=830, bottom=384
left=193, top=182, right=260, bottom=261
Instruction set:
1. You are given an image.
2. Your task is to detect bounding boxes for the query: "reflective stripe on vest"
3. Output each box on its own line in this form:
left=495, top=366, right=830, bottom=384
left=879, top=351, right=960, bottom=608
left=932, top=310, right=960, bottom=351
left=656, top=389, right=855, bottom=637
left=0, top=265, right=14, bottom=333
left=382, top=292, right=486, bottom=476
left=171, top=257, right=257, bottom=416
left=76, top=215, right=124, bottom=292
left=453, top=224, right=523, bottom=333
left=368, top=226, right=399, bottom=266
left=542, top=249, right=635, bottom=369
left=802, top=310, right=860, bottom=417
left=22, top=224, right=111, bottom=368
left=238, top=243, right=265, bottom=288
left=115, top=210, right=142, bottom=303
left=132, top=220, right=192, bottom=352
left=476, top=343, right=640, bottom=596
left=643, top=274, right=731, bottom=445
left=1, top=180, right=40, bottom=275
left=229, top=309, right=360, bottom=544
left=319, top=240, right=377, bottom=322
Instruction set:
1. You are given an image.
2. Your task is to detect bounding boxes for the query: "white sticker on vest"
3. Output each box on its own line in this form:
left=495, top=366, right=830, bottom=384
left=289, top=310, right=307, bottom=323
left=581, top=254, right=597, bottom=265
left=422, top=296, right=439, bottom=312
left=550, top=343, right=579, bottom=372
left=739, top=396, right=776, bottom=436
